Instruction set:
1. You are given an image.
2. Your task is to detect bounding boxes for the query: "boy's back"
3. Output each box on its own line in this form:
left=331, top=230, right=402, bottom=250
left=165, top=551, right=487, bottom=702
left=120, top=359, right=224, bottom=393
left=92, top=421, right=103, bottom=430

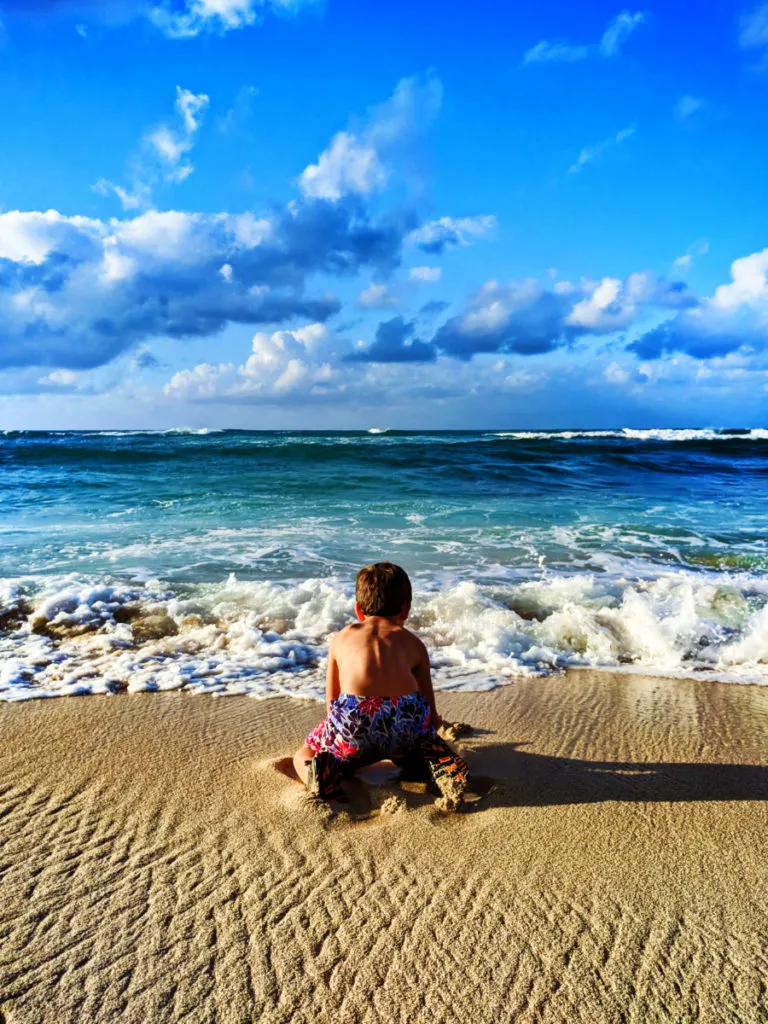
left=331, top=618, right=428, bottom=700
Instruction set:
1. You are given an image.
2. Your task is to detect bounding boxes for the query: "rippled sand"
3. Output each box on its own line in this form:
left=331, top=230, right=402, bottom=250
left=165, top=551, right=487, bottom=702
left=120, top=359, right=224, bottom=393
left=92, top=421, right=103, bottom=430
left=1, top=671, right=767, bottom=1023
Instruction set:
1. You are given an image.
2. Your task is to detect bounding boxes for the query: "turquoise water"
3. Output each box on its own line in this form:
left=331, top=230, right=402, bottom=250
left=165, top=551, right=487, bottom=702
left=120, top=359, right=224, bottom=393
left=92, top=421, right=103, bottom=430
left=1, top=428, right=767, bottom=699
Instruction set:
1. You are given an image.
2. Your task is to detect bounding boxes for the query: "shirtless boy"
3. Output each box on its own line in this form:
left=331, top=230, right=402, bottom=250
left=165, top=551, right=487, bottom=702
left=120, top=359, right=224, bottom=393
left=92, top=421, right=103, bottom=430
left=293, top=562, right=468, bottom=804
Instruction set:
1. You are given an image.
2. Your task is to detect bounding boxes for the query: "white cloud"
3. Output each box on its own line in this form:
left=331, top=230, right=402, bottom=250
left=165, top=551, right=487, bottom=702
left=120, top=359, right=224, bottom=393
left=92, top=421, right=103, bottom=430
left=675, top=94, right=704, bottom=121
left=672, top=238, right=709, bottom=274
left=164, top=361, right=237, bottom=398
left=357, top=283, right=399, bottom=309
left=599, top=11, right=646, bottom=56
left=147, top=0, right=319, bottom=38
left=604, top=361, right=630, bottom=384
left=93, top=180, right=151, bottom=212
left=710, top=248, right=768, bottom=311
left=93, top=86, right=209, bottom=211
left=632, top=247, right=768, bottom=360
left=164, top=323, right=335, bottom=402
left=568, top=126, right=635, bottom=174
left=299, top=73, right=442, bottom=200
left=567, top=277, right=628, bottom=330
left=38, top=369, right=80, bottom=388
left=0, top=210, right=103, bottom=265
left=300, top=132, right=387, bottom=201
left=740, top=4, right=768, bottom=67
left=175, top=87, right=209, bottom=134
left=524, top=9, right=645, bottom=64
left=523, top=40, right=588, bottom=64
left=407, top=215, right=496, bottom=253
left=409, top=266, right=442, bottom=283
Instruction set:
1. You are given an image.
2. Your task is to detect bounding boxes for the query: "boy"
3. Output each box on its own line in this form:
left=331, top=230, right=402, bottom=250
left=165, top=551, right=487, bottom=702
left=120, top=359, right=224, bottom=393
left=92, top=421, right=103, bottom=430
left=293, top=562, right=469, bottom=806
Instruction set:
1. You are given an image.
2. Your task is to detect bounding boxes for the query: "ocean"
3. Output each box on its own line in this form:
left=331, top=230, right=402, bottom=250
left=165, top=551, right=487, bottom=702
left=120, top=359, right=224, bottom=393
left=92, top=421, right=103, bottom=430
left=1, top=428, right=767, bottom=701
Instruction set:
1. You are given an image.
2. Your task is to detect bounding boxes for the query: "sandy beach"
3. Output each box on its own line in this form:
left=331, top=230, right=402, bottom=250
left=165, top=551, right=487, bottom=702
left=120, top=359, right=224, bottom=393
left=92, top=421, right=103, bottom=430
left=1, top=671, right=767, bottom=1024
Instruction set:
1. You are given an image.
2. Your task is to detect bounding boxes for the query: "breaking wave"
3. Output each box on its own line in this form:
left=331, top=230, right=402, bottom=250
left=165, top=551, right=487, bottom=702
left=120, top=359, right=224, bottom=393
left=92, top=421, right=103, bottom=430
left=2, top=569, right=768, bottom=702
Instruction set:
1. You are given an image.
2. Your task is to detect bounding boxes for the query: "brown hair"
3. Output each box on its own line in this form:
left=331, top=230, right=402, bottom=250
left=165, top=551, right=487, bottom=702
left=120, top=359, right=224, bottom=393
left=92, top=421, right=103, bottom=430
left=355, top=562, right=412, bottom=617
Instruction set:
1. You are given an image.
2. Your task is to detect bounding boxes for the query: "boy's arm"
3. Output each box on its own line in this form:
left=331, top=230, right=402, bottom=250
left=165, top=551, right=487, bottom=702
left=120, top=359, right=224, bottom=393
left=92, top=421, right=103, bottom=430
left=412, top=637, right=440, bottom=726
left=325, top=636, right=341, bottom=712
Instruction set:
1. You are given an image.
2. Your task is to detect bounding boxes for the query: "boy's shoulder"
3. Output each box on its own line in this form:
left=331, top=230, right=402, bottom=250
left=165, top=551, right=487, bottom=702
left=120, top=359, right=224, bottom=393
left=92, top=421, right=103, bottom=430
left=330, top=622, right=363, bottom=648
left=332, top=621, right=425, bottom=649
left=398, top=624, right=426, bottom=649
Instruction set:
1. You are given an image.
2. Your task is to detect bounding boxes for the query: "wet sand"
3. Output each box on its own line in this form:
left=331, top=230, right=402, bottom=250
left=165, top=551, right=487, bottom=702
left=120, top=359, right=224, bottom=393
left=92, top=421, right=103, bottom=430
left=1, top=671, right=767, bottom=1023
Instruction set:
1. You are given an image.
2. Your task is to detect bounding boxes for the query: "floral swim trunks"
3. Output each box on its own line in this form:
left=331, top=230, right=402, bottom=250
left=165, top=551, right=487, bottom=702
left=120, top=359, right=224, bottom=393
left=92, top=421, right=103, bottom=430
left=307, top=691, right=433, bottom=763
left=305, top=691, right=469, bottom=801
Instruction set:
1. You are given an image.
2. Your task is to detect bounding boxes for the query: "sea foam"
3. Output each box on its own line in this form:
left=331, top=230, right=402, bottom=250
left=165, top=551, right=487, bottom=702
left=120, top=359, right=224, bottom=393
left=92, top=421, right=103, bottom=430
left=2, top=569, right=767, bottom=702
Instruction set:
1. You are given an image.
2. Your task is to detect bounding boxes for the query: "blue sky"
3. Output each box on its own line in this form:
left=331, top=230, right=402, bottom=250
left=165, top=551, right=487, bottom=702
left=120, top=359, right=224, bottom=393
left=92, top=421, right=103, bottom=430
left=0, top=0, right=767, bottom=429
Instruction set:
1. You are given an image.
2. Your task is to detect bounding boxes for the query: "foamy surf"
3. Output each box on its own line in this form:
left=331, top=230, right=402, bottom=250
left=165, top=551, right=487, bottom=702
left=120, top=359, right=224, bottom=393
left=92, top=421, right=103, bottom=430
left=2, top=569, right=767, bottom=702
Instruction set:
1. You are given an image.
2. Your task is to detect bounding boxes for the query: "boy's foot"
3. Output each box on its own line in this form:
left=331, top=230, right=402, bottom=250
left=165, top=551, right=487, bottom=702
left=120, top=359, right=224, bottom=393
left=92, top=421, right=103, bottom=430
left=304, top=751, right=346, bottom=801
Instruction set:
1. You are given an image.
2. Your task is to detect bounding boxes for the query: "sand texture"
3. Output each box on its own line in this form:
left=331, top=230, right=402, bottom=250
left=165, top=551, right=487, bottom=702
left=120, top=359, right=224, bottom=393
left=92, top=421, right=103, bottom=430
left=1, top=671, right=767, bottom=1024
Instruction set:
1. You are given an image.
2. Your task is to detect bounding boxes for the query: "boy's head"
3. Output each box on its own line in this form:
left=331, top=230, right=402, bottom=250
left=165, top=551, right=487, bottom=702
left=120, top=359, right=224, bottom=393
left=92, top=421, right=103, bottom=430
left=355, top=562, right=412, bottom=621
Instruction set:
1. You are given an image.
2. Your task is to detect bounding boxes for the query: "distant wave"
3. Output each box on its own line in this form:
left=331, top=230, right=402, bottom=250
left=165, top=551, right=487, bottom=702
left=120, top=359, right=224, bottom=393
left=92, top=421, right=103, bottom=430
left=93, top=428, right=221, bottom=437
left=491, top=428, right=768, bottom=442
left=1, top=428, right=221, bottom=439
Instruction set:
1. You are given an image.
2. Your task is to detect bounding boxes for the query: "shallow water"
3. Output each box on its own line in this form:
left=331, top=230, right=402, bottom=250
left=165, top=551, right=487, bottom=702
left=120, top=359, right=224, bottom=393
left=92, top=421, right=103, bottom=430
left=1, top=428, right=767, bottom=700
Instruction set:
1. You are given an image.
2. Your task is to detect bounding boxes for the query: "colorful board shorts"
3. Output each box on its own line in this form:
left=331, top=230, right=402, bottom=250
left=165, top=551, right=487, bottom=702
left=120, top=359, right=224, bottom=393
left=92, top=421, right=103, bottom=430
left=305, top=691, right=469, bottom=801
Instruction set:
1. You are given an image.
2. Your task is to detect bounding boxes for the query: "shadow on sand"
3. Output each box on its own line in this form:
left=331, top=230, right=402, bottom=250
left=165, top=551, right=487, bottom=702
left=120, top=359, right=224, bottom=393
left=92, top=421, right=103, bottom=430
left=462, top=742, right=768, bottom=808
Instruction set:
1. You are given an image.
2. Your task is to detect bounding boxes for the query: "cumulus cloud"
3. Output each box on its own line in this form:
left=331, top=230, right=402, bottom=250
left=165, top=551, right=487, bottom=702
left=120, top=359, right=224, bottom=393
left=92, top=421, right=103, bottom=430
left=568, top=126, right=635, bottom=174
left=299, top=73, right=442, bottom=201
left=431, top=273, right=695, bottom=360
left=0, top=199, right=409, bottom=370
left=346, top=316, right=436, bottom=363
left=407, top=215, right=496, bottom=254
left=524, top=10, right=645, bottom=64
left=409, top=265, right=442, bottom=283
left=94, top=86, right=209, bottom=210
left=631, top=248, right=768, bottom=359
left=164, top=322, right=336, bottom=401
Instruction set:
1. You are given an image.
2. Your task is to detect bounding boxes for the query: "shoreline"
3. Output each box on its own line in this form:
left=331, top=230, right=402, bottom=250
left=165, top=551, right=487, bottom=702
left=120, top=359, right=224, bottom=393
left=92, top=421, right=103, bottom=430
left=5, top=658, right=768, bottom=706
left=2, top=671, right=767, bottom=1023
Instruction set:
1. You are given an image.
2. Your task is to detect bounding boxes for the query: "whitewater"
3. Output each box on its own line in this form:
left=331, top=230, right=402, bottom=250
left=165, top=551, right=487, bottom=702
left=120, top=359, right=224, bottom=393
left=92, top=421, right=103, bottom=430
left=1, top=429, right=766, bottom=701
